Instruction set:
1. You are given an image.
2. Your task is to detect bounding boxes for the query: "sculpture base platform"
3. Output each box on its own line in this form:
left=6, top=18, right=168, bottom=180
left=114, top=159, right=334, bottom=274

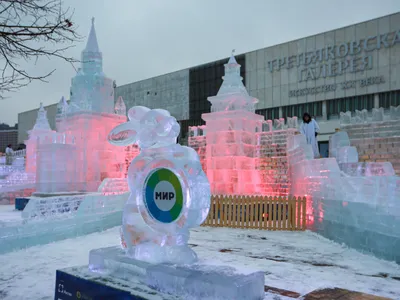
left=88, top=246, right=265, bottom=300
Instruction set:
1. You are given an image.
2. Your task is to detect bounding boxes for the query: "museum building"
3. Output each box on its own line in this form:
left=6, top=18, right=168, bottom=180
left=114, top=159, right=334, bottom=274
left=18, top=12, right=400, bottom=156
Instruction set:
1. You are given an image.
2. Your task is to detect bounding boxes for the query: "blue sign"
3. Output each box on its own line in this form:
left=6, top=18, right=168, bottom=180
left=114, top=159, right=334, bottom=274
left=54, top=270, right=146, bottom=300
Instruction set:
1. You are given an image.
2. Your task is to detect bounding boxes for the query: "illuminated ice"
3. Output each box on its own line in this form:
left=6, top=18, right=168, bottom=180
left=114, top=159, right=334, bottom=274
left=288, top=113, right=400, bottom=262
left=108, top=106, right=211, bottom=265
left=189, top=52, right=292, bottom=196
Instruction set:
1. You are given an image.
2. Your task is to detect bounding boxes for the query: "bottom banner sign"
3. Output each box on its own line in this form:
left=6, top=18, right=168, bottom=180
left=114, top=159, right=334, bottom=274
left=54, top=270, right=146, bottom=300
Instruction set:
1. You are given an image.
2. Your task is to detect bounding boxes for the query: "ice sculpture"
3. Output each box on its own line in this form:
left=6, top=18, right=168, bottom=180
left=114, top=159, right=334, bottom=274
left=355, top=109, right=368, bottom=123
left=287, top=116, right=298, bottom=129
left=56, top=96, right=69, bottom=119
left=340, top=106, right=400, bottom=176
left=86, top=106, right=264, bottom=299
left=69, top=18, right=114, bottom=114
left=107, top=106, right=211, bottom=265
left=339, top=111, right=352, bottom=125
left=114, top=96, right=126, bottom=116
left=390, top=105, right=400, bottom=120
left=372, top=107, right=384, bottom=122
left=288, top=128, right=400, bottom=263
left=25, top=103, right=54, bottom=176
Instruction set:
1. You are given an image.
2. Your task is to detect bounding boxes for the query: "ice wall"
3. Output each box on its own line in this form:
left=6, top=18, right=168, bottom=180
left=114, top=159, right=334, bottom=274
left=289, top=130, right=400, bottom=263
left=35, top=132, right=82, bottom=193
left=340, top=105, right=400, bottom=175
left=0, top=179, right=128, bottom=254
left=56, top=112, right=127, bottom=192
left=190, top=117, right=298, bottom=196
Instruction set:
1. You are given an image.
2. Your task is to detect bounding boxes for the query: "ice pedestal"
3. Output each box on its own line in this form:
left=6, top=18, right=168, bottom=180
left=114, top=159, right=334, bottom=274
left=89, top=246, right=265, bottom=300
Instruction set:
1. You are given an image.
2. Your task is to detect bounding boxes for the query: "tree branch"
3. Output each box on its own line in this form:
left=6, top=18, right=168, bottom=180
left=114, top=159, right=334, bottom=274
left=0, top=0, right=82, bottom=99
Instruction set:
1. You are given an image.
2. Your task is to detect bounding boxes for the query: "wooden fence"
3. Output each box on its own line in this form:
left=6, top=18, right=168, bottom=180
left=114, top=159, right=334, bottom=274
left=201, top=195, right=307, bottom=231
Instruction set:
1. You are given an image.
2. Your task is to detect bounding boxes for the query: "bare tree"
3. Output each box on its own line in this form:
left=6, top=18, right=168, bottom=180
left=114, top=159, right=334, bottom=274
left=0, top=0, right=81, bottom=99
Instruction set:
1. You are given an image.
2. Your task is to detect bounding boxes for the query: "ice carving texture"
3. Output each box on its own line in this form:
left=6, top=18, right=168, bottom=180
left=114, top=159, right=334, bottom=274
left=390, top=105, right=400, bottom=120
left=288, top=129, right=400, bottom=263
left=0, top=184, right=128, bottom=254
left=108, top=106, right=211, bottom=265
left=372, top=107, right=384, bottom=122
left=340, top=109, right=400, bottom=176
left=89, top=246, right=265, bottom=300
left=56, top=96, right=69, bottom=120
left=355, top=109, right=368, bottom=123
left=339, top=111, right=352, bottom=125
left=69, top=18, right=114, bottom=114
left=32, top=103, right=52, bottom=132
left=114, top=96, right=126, bottom=116
left=189, top=53, right=296, bottom=196
left=208, top=51, right=258, bottom=113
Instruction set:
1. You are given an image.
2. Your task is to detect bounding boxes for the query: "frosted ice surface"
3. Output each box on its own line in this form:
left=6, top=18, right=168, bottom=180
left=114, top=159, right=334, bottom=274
left=114, top=96, right=126, bottom=116
left=390, top=105, right=400, bottom=120
left=89, top=246, right=265, bottom=300
left=336, top=146, right=358, bottom=164
left=56, top=96, right=69, bottom=119
left=340, top=111, right=352, bottom=125
left=30, top=103, right=52, bottom=132
left=108, top=106, right=211, bottom=265
left=287, top=116, right=298, bottom=129
left=329, top=131, right=350, bottom=158
left=273, top=118, right=285, bottom=130
left=372, top=107, right=384, bottom=122
left=355, top=109, right=368, bottom=123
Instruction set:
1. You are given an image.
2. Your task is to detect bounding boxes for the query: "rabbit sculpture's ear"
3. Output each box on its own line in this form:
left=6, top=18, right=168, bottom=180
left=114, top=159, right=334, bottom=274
left=128, top=106, right=151, bottom=122
left=107, top=121, right=138, bottom=146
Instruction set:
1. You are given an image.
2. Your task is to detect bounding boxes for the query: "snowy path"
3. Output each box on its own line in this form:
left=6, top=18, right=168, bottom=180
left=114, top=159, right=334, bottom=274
left=0, top=226, right=399, bottom=300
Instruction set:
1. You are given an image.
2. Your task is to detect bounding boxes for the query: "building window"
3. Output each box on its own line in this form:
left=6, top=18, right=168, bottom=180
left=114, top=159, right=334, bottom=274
left=379, top=90, right=400, bottom=108
left=255, top=107, right=279, bottom=120
left=327, top=94, right=374, bottom=119
left=281, top=101, right=323, bottom=119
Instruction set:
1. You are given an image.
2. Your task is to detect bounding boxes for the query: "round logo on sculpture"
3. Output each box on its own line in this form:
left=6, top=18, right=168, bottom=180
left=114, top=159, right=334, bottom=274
left=144, top=168, right=184, bottom=223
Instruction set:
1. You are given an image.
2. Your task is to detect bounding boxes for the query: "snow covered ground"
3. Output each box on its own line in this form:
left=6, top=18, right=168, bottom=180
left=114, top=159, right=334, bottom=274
left=0, top=226, right=399, bottom=300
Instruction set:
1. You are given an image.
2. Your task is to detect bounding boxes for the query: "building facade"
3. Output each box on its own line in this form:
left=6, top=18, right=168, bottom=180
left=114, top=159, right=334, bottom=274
left=18, top=13, right=400, bottom=153
left=0, top=130, right=18, bottom=153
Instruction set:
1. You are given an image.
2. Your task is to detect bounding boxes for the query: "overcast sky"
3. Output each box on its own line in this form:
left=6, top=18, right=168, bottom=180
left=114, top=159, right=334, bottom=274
left=0, top=0, right=400, bottom=125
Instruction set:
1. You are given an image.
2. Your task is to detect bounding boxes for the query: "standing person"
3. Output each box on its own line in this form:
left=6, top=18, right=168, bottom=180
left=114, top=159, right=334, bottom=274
left=300, top=113, right=320, bottom=158
left=5, top=144, right=14, bottom=165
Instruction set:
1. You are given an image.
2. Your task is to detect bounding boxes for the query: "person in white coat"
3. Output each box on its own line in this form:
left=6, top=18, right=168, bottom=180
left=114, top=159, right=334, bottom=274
left=5, top=144, right=14, bottom=165
left=300, top=112, right=320, bottom=158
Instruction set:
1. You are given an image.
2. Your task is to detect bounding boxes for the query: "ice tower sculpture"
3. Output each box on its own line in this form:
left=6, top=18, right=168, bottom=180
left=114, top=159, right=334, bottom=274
left=53, top=18, right=128, bottom=192
left=114, top=96, right=126, bottom=116
left=194, top=52, right=264, bottom=195
left=69, top=18, right=114, bottom=113
left=107, top=106, right=211, bottom=264
left=25, top=103, right=54, bottom=175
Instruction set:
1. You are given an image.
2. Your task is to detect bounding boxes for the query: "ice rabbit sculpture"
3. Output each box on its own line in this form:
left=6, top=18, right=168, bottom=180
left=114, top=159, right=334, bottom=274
left=108, top=106, right=210, bottom=265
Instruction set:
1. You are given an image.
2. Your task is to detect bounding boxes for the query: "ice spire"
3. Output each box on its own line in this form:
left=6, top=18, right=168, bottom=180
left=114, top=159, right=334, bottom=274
left=56, top=96, right=69, bottom=117
left=31, top=103, right=52, bottom=132
left=84, top=17, right=99, bottom=53
left=216, top=50, right=248, bottom=96
left=81, top=17, right=102, bottom=74
left=207, top=51, right=258, bottom=113
left=114, top=96, right=126, bottom=116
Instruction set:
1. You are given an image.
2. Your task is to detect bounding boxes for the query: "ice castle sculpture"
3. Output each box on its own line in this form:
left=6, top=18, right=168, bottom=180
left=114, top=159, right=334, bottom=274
left=25, top=18, right=133, bottom=193
left=189, top=52, right=296, bottom=196
left=107, top=106, right=211, bottom=264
